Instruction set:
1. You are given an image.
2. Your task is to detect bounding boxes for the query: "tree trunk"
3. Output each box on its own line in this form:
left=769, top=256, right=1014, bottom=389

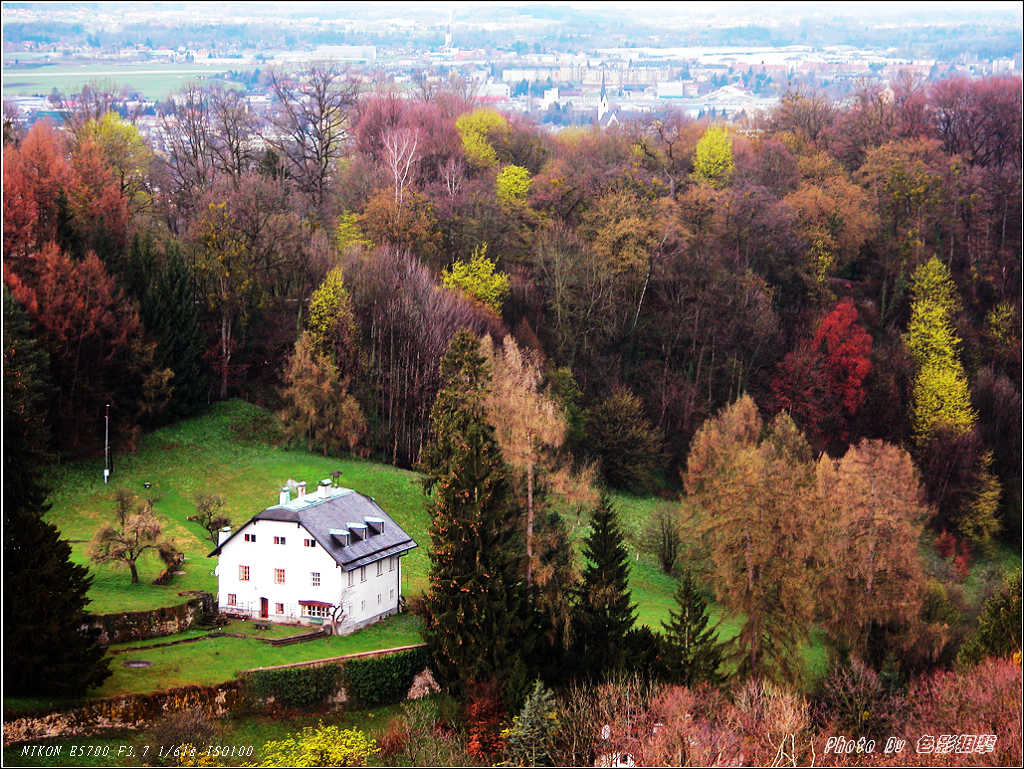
left=219, top=311, right=231, bottom=400
left=525, top=460, right=534, bottom=586
left=129, top=560, right=139, bottom=584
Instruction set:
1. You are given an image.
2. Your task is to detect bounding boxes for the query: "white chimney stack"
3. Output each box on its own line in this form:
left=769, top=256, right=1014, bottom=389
left=218, top=525, right=231, bottom=546
left=318, top=479, right=331, bottom=499
left=279, top=486, right=290, bottom=505
left=297, top=481, right=307, bottom=498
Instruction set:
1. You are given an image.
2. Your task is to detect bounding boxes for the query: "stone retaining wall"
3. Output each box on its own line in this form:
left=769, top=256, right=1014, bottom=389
left=4, top=644, right=437, bottom=747
left=3, top=682, right=244, bottom=746
left=85, top=593, right=216, bottom=645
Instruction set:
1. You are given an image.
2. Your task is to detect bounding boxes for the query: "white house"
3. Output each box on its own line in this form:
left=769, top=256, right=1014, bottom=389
left=209, top=479, right=417, bottom=634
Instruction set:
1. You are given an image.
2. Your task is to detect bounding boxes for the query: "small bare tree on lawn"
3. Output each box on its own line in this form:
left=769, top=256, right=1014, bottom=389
left=328, top=589, right=352, bottom=635
left=90, top=489, right=177, bottom=584
left=188, top=493, right=231, bottom=547
left=641, top=503, right=681, bottom=574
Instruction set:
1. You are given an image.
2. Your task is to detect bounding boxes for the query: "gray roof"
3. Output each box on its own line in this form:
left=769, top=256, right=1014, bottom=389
left=209, top=487, right=417, bottom=570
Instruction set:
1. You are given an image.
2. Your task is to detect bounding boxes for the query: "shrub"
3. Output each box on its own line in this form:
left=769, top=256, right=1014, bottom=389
left=465, top=680, right=507, bottom=761
left=958, top=570, right=1022, bottom=666
left=383, top=698, right=474, bottom=767
left=341, top=647, right=431, bottom=707
left=146, top=709, right=219, bottom=766
left=243, top=664, right=342, bottom=708
left=896, top=658, right=1022, bottom=767
left=259, top=722, right=379, bottom=767
left=816, top=657, right=899, bottom=739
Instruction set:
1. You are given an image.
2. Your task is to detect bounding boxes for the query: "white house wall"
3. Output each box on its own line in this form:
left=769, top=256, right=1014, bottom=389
left=215, top=518, right=402, bottom=632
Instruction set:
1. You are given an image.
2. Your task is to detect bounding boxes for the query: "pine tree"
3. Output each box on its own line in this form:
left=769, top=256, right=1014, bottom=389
left=419, top=330, right=534, bottom=700
left=124, top=236, right=208, bottom=421
left=3, top=287, right=53, bottom=514
left=5, top=506, right=111, bottom=695
left=3, top=290, right=110, bottom=695
left=503, top=679, right=559, bottom=766
left=572, top=494, right=637, bottom=680
left=661, top=568, right=725, bottom=686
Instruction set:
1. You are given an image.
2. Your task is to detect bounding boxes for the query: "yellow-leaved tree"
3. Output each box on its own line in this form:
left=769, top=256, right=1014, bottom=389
left=692, top=124, right=734, bottom=188
left=904, top=256, right=1000, bottom=547
left=454, top=108, right=509, bottom=169
left=905, top=257, right=975, bottom=439
left=441, top=243, right=510, bottom=313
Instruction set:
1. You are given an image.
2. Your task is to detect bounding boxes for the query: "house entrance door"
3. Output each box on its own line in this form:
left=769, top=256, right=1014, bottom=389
left=260, top=597, right=269, bottom=618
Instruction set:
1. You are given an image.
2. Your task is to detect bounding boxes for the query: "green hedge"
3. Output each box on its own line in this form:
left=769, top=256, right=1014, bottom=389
left=244, top=664, right=342, bottom=707
left=341, top=647, right=431, bottom=707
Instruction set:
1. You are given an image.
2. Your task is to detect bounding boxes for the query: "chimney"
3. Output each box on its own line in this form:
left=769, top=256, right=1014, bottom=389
left=297, top=481, right=307, bottom=498
left=318, top=479, right=331, bottom=499
left=279, top=486, right=290, bottom=506
left=218, top=525, right=231, bottom=546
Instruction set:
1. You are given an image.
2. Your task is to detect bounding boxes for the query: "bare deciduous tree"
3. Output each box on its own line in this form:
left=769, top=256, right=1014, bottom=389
left=209, top=86, right=258, bottom=184
left=90, top=489, right=178, bottom=584
left=161, top=84, right=215, bottom=222
left=188, top=493, right=231, bottom=547
left=264, top=64, right=360, bottom=216
left=381, top=126, right=420, bottom=205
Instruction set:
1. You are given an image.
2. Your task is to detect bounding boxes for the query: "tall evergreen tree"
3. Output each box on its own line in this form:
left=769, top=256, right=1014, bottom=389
left=419, top=330, right=535, bottom=701
left=3, top=287, right=52, bottom=513
left=124, top=235, right=208, bottom=420
left=661, top=567, right=725, bottom=686
left=3, top=290, right=110, bottom=695
left=572, top=494, right=637, bottom=680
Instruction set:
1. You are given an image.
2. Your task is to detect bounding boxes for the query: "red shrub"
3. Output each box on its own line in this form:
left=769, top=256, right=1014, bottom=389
left=464, top=680, right=506, bottom=761
left=935, top=529, right=957, bottom=559
left=378, top=717, right=408, bottom=759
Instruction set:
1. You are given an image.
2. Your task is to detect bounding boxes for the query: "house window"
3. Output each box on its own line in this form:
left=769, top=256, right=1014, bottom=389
left=244, top=533, right=256, bottom=542
left=275, top=602, right=284, bottom=615
left=360, top=600, right=365, bottom=611
left=389, top=556, right=395, bottom=572
left=303, top=604, right=330, bottom=618
left=377, top=593, right=381, bottom=605
left=360, top=566, right=366, bottom=583
left=274, top=536, right=286, bottom=545
left=304, top=538, right=316, bottom=548
left=274, top=568, right=286, bottom=584
left=311, top=572, right=320, bottom=587
left=347, top=570, right=354, bottom=587
left=390, top=589, right=395, bottom=600
left=376, top=560, right=383, bottom=577
left=227, top=593, right=237, bottom=606
left=239, top=565, right=250, bottom=581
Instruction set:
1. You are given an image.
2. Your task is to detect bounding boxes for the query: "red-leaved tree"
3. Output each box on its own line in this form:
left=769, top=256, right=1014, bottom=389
left=771, top=297, right=872, bottom=451
left=6, top=243, right=170, bottom=454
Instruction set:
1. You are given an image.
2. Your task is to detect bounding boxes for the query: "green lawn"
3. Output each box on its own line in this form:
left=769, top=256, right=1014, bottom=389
left=100, top=613, right=424, bottom=697
left=44, top=400, right=431, bottom=614
left=37, top=399, right=1017, bottom=703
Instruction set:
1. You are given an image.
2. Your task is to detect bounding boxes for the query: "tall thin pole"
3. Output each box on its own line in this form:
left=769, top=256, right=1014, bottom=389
left=103, top=403, right=110, bottom=484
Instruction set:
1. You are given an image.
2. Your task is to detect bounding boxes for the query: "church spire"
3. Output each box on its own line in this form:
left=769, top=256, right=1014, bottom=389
left=598, top=71, right=609, bottom=122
